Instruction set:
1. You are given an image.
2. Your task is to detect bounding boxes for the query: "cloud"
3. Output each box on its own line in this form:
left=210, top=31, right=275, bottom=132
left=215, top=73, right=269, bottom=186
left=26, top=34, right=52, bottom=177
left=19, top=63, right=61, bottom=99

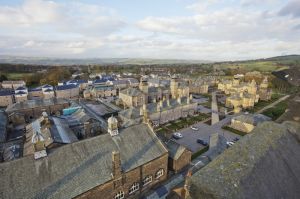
left=278, top=0, right=300, bottom=18
left=0, top=0, right=299, bottom=60
left=0, top=0, right=62, bottom=26
left=0, top=0, right=126, bottom=36
left=137, top=8, right=300, bottom=42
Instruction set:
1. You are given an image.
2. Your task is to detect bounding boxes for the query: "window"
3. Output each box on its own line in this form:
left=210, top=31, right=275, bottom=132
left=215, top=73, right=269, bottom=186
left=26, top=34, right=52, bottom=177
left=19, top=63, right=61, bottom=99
left=143, top=175, right=152, bottom=186
left=129, top=182, right=139, bottom=194
left=155, top=169, right=164, bottom=179
left=114, top=191, right=124, bottom=199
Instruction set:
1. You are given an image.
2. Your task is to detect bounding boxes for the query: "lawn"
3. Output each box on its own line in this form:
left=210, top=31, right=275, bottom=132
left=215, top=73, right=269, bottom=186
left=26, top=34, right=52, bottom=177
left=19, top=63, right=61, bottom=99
left=262, top=100, right=288, bottom=120
left=250, top=93, right=283, bottom=113
left=222, top=126, right=248, bottom=136
left=192, top=146, right=209, bottom=160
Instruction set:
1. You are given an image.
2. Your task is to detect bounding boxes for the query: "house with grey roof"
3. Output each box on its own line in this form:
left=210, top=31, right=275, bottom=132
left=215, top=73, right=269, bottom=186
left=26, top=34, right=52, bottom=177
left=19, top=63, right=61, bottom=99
left=0, top=117, right=168, bottom=199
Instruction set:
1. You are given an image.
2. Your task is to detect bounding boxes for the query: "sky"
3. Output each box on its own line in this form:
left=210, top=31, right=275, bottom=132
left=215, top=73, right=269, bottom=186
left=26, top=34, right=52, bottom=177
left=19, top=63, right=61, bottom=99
left=0, top=0, right=300, bottom=61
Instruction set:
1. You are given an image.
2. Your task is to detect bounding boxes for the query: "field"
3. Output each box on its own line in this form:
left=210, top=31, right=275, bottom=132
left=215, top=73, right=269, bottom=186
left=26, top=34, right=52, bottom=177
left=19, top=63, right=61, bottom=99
left=216, top=61, right=289, bottom=72
left=5, top=72, right=34, bottom=80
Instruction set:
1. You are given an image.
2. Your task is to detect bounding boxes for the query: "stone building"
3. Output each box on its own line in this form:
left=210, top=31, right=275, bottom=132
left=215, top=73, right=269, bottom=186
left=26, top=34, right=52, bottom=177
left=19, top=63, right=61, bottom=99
left=229, top=113, right=271, bottom=133
left=1, top=80, right=26, bottom=89
left=258, top=76, right=272, bottom=101
left=28, top=88, right=44, bottom=99
left=55, top=84, right=80, bottom=99
left=165, top=140, right=192, bottom=173
left=0, top=117, right=168, bottom=199
left=119, top=87, right=146, bottom=108
left=170, top=76, right=189, bottom=99
left=84, top=85, right=117, bottom=99
left=0, top=89, right=14, bottom=107
left=225, top=91, right=258, bottom=109
left=14, top=86, right=28, bottom=103
left=5, top=98, right=70, bottom=123
left=23, top=112, right=78, bottom=158
left=189, top=84, right=209, bottom=94
left=119, top=95, right=197, bottom=127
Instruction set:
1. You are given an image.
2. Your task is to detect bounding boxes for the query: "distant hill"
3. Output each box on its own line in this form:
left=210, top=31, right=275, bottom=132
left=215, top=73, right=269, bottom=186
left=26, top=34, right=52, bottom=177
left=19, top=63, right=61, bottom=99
left=0, top=55, right=211, bottom=66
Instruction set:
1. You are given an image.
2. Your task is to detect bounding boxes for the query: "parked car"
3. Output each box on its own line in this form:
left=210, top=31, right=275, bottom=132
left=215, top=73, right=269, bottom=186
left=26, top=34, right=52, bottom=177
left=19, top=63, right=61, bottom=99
left=197, top=139, right=208, bottom=146
left=226, top=141, right=235, bottom=147
left=233, top=137, right=240, bottom=142
left=191, top=126, right=198, bottom=131
left=173, top=133, right=183, bottom=139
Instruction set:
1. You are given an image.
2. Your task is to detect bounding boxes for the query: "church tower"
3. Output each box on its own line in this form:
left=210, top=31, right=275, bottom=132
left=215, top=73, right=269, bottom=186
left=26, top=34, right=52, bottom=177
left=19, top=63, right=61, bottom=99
left=108, top=115, right=119, bottom=136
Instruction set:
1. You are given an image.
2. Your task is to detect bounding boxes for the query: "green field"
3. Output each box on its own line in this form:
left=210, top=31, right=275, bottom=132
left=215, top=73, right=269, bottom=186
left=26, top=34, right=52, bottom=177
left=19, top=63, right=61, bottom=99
left=6, top=73, right=34, bottom=80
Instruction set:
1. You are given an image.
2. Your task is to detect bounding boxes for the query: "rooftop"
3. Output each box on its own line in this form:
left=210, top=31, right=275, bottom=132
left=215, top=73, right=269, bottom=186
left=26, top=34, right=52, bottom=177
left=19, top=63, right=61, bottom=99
left=0, top=123, right=167, bottom=199
left=233, top=113, right=271, bottom=125
left=6, top=98, right=69, bottom=112
left=189, top=121, right=300, bottom=199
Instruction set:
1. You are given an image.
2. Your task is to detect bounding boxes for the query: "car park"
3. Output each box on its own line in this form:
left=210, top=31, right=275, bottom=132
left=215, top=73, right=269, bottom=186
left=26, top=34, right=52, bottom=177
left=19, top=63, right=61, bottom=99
left=197, top=139, right=208, bottom=146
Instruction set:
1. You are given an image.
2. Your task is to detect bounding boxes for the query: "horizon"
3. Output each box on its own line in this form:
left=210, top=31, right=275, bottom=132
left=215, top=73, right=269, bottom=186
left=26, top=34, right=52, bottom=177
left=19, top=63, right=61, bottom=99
left=0, top=0, right=300, bottom=60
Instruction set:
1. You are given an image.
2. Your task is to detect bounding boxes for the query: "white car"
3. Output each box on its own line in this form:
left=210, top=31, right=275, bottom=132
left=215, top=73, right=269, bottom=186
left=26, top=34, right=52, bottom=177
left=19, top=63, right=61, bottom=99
left=173, top=133, right=183, bottom=139
left=191, top=126, right=198, bottom=131
left=226, top=141, right=235, bottom=147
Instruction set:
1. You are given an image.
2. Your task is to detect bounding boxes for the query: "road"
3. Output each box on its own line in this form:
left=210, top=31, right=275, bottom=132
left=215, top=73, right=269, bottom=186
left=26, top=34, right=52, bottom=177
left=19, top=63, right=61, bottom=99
left=211, top=91, right=219, bottom=125
left=256, top=95, right=290, bottom=114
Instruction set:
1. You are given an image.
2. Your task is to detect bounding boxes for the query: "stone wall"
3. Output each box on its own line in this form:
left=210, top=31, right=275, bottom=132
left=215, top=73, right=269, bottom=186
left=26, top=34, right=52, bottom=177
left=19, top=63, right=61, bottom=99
left=76, top=153, right=168, bottom=199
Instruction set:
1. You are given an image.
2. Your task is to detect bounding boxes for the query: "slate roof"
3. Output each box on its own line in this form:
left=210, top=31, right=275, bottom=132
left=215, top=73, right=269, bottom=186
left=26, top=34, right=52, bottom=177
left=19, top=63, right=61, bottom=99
left=0, top=89, right=13, bottom=96
left=6, top=98, right=69, bottom=112
left=0, top=123, right=167, bottom=199
left=233, top=113, right=271, bottom=125
left=15, top=86, right=26, bottom=90
left=189, top=121, right=300, bottom=199
left=164, top=140, right=188, bottom=160
left=0, top=111, right=7, bottom=142
left=56, top=84, right=78, bottom=91
left=120, top=87, right=143, bottom=96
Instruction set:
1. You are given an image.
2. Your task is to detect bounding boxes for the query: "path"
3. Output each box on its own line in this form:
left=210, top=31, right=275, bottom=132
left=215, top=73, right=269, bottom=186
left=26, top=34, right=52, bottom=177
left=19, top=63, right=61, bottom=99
left=256, top=95, right=290, bottom=114
left=211, top=91, right=219, bottom=125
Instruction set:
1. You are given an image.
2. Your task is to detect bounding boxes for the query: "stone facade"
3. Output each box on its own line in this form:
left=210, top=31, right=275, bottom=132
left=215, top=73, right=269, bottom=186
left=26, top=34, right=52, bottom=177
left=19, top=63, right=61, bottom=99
left=6, top=99, right=70, bottom=122
left=0, top=93, right=14, bottom=107
left=168, top=149, right=192, bottom=173
left=1, top=80, right=26, bottom=89
left=84, top=85, right=117, bottom=99
left=189, top=84, right=209, bottom=94
left=55, top=85, right=80, bottom=99
left=119, top=88, right=146, bottom=108
left=76, top=154, right=168, bottom=199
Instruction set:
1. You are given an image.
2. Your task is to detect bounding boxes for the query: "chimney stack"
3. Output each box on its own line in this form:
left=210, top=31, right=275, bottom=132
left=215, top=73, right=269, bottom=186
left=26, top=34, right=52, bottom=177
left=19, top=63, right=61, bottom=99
left=177, top=96, right=182, bottom=104
left=143, top=104, right=148, bottom=123
left=112, top=151, right=122, bottom=178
